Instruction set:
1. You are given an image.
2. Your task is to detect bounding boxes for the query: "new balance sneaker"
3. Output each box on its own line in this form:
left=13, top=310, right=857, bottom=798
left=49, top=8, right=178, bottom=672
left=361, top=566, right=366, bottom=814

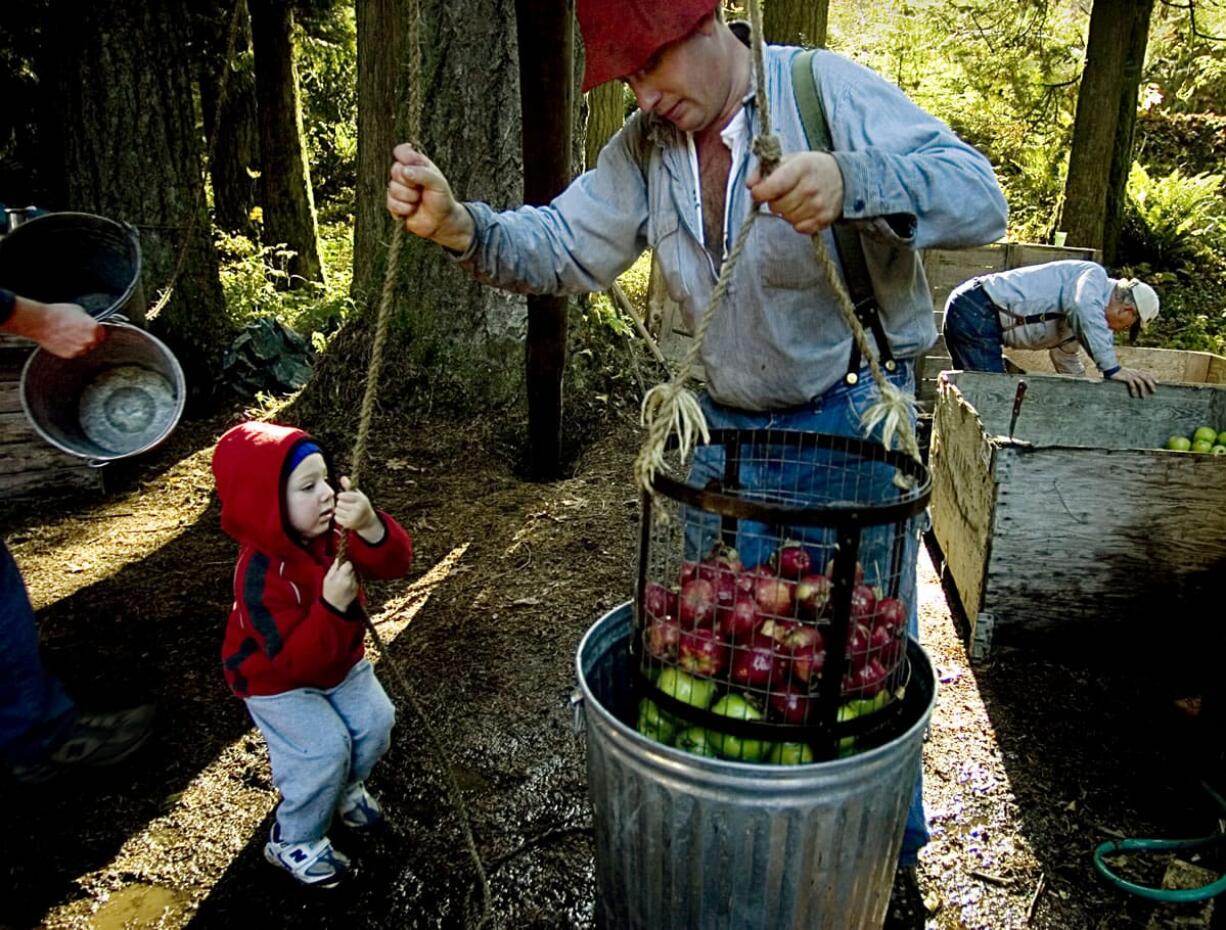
left=336, top=780, right=384, bottom=830
left=10, top=704, right=155, bottom=784
left=264, top=822, right=352, bottom=888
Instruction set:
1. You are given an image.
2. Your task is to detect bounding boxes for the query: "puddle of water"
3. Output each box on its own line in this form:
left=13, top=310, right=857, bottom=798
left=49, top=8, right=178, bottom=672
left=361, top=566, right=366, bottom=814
left=91, top=884, right=188, bottom=930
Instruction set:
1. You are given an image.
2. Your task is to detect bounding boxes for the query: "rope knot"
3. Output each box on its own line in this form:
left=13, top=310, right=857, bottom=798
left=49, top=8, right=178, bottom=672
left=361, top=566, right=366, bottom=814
left=752, top=134, right=783, bottom=176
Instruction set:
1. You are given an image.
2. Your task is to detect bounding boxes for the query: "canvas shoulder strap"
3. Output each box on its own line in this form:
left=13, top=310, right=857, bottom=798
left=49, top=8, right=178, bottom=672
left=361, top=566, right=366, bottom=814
left=790, top=49, right=895, bottom=380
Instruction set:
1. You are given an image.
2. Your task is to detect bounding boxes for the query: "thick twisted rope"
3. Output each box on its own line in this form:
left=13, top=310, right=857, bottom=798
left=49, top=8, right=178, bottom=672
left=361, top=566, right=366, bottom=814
left=336, top=2, right=494, bottom=926
left=635, top=0, right=920, bottom=495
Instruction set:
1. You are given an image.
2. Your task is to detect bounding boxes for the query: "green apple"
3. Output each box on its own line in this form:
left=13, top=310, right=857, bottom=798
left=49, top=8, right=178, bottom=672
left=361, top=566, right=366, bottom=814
left=767, top=742, right=815, bottom=765
left=1194, top=426, right=1218, bottom=445
left=656, top=667, right=716, bottom=710
left=637, top=698, right=677, bottom=745
left=1217, top=431, right=1226, bottom=446
left=675, top=727, right=718, bottom=757
left=837, top=702, right=861, bottom=722
left=709, top=693, right=770, bottom=762
left=1167, top=436, right=1192, bottom=452
left=1213, top=445, right=1226, bottom=456
left=837, top=736, right=859, bottom=758
left=1192, top=439, right=1214, bottom=453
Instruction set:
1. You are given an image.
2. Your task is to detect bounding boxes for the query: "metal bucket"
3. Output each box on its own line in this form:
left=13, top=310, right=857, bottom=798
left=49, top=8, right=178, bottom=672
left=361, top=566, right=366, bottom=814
left=0, top=211, right=145, bottom=322
left=20, top=321, right=185, bottom=462
left=574, top=603, right=935, bottom=930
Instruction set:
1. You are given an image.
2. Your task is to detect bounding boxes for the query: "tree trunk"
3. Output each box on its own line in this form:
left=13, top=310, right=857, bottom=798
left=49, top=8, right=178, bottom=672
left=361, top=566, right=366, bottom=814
left=584, top=82, right=624, bottom=171
left=764, top=0, right=829, bottom=47
left=1102, top=0, right=1154, bottom=266
left=1062, top=0, right=1134, bottom=253
left=46, top=0, right=231, bottom=405
left=196, top=0, right=261, bottom=239
left=517, top=0, right=573, bottom=478
left=248, top=0, right=324, bottom=285
left=314, top=0, right=523, bottom=419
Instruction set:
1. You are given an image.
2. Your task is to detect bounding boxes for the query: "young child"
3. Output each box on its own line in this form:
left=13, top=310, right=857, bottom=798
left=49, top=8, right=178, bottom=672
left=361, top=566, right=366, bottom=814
left=211, top=422, right=413, bottom=888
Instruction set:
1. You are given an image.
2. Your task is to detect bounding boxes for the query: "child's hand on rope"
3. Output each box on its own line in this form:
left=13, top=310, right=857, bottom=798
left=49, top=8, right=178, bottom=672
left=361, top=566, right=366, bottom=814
left=335, top=477, right=385, bottom=543
left=322, top=559, right=359, bottom=613
left=387, top=143, right=475, bottom=253
left=747, top=151, right=845, bottom=236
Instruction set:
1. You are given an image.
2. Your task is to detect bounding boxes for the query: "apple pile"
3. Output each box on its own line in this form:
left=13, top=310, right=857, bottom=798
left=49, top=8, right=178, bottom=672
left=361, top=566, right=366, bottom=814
left=1165, top=425, right=1226, bottom=455
left=636, top=540, right=909, bottom=761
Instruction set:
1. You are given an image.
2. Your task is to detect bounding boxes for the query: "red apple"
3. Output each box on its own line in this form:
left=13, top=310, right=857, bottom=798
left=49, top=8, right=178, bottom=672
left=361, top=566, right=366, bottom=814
left=758, top=617, right=800, bottom=644
left=754, top=575, right=796, bottom=618
left=874, top=597, right=906, bottom=636
left=845, top=621, right=873, bottom=672
left=849, top=584, right=878, bottom=624
left=790, top=639, right=827, bottom=688
left=770, top=541, right=812, bottom=579
left=729, top=634, right=789, bottom=690
left=678, top=627, right=729, bottom=677
left=715, top=595, right=762, bottom=642
left=644, top=615, right=681, bottom=660
left=678, top=578, right=716, bottom=629
left=769, top=685, right=816, bottom=725
left=643, top=581, right=677, bottom=621
left=844, top=657, right=889, bottom=698
left=796, top=573, right=833, bottom=619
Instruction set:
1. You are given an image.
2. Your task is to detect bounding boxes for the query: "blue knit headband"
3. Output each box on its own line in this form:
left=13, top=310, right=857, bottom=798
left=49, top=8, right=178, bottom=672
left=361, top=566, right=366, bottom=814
left=286, top=440, right=322, bottom=475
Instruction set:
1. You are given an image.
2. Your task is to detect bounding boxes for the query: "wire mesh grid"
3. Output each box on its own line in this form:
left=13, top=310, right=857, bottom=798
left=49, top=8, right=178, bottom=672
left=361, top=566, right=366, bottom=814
left=633, top=429, right=931, bottom=764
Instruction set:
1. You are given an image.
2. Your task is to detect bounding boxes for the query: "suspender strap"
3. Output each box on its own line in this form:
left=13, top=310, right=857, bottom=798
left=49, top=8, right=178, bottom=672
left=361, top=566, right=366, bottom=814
left=790, top=49, right=895, bottom=385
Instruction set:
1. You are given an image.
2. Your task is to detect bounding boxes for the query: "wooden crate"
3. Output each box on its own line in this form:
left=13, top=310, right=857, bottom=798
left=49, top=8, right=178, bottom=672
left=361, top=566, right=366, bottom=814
left=653, top=241, right=1100, bottom=405
left=1005, top=345, right=1226, bottom=385
left=0, top=334, right=104, bottom=498
left=929, top=371, right=1226, bottom=659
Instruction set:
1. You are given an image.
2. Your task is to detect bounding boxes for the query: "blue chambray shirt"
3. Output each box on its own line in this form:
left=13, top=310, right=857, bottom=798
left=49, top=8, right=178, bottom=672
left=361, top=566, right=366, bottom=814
left=457, top=44, right=1008, bottom=411
left=978, top=260, right=1120, bottom=374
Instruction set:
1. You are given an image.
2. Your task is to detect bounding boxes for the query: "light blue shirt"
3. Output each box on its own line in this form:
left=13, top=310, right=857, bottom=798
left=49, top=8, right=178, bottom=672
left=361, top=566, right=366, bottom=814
left=457, top=44, right=1007, bottom=411
left=978, top=260, right=1120, bottom=374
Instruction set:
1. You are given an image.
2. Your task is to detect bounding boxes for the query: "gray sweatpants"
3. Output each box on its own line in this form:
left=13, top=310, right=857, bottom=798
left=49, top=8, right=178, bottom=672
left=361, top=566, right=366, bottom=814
left=245, top=659, right=395, bottom=843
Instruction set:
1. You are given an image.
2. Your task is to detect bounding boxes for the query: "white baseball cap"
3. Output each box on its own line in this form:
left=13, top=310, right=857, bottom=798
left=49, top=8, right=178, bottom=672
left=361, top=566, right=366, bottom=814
left=1124, top=279, right=1160, bottom=324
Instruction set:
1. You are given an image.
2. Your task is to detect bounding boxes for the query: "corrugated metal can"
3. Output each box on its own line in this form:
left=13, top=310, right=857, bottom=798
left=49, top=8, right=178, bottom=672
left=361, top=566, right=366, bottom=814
left=574, top=602, right=935, bottom=930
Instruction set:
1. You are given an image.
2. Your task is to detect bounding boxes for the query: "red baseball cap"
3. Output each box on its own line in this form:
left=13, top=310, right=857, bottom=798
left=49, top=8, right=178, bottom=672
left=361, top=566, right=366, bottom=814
left=577, top=0, right=720, bottom=93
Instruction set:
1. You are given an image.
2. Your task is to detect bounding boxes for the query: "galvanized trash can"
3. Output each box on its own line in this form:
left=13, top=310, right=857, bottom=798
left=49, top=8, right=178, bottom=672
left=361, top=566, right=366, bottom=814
left=574, top=603, right=935, bottom=930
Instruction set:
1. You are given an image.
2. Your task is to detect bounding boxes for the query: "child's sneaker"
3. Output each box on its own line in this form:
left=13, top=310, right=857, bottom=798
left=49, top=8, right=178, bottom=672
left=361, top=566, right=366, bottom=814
left=337, top=780, right=384, bottom=830
left=263, top=823, right=352, bottom=888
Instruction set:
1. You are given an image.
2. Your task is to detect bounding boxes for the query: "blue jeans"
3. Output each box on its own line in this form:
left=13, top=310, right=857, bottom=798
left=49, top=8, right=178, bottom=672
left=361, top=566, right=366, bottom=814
left=0, top=540, right=78, bottom=765
left=687, top=362, right=929, bottom=862
left=943, top=280, right=1006, bottom=372
left=246, top=659, right=396, bottom=843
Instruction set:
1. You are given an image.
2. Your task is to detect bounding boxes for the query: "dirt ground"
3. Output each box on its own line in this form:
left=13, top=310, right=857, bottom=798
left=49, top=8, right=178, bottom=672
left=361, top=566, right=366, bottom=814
left=0, top=403, right=1222, bottom=930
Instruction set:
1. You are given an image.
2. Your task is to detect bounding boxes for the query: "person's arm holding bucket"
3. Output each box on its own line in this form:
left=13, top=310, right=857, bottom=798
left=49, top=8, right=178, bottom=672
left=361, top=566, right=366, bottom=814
left=0, top=288, right=104, bottom=358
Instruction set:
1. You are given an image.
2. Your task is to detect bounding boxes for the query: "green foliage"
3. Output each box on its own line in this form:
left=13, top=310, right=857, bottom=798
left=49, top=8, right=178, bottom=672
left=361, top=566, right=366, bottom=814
left=216, top=220, right=355, bottom=342
left=294, top=2, right=357, bottom=215
left=1123, top=163, right=1226, bottom=267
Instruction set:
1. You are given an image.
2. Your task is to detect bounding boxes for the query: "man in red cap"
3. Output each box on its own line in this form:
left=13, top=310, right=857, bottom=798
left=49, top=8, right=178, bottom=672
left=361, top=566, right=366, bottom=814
left=389, top=5, right=1006, bottom=926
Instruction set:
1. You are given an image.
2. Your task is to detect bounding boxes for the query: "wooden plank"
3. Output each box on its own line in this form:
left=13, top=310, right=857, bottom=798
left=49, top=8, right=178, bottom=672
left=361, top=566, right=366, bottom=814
left=929, top=376, right=998, bottom=628
left=946, top=371, right=1226, bottom=449
left=1004, top=243, right=1098, bottom=269
left=0, top=461, right=102, bottom=497
left=1007, top=346, right=1226, bottom=386
left=981, top=443, right=1226, bottom=637
left=0, top=437, right=91, bottom=473
left=0, top=379, right=23, bottom=414
left=0, top=411, right=38, bottom=444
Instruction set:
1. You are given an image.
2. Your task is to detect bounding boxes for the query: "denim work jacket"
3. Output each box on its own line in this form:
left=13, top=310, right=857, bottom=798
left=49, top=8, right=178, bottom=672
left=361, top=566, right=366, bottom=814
left=457, top=44, right=1008, bottom=411
left=979, top=260, right=1120, bottom=375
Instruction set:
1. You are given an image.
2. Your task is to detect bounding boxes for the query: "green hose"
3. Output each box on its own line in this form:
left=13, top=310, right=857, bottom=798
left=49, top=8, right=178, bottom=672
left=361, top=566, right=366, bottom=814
left=1093, top=781, right=1226, bottom=903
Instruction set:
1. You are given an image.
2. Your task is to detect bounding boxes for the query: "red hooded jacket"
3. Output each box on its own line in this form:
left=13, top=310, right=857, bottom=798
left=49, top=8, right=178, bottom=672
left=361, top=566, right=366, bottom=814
left=212, top=422, right=413, bottom=697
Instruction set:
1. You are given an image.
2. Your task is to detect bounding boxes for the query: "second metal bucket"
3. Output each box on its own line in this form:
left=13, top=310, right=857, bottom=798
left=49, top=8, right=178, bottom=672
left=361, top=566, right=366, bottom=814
left=574, top=603, right=935, bottom=930
left=20, top=321, right=186, bottom=462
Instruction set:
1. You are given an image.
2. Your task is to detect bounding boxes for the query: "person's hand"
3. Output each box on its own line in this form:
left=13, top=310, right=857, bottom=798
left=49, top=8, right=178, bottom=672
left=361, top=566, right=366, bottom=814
left=334, top=477, right=383, bottom=542
left=746, top=151, right=845, bottom=235
left=323, top=559, right=359, bottom=612
left=10, top=298, right=105, bottom=358
left=1108, top=366, right=1157, bottom=398
left=387, top=143, right=475, bottom=252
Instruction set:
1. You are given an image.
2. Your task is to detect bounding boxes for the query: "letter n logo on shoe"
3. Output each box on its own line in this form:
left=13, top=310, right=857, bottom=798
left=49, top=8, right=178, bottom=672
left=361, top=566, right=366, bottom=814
left=290, top=850, right=308, bottom=863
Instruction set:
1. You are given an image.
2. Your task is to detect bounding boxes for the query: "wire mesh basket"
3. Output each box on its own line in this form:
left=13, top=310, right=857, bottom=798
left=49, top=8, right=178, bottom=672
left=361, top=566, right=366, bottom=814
left=633, top=429, right=931, bottom=763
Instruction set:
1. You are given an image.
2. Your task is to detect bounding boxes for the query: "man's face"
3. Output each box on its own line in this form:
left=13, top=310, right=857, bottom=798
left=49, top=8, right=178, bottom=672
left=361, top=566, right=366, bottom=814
left=285, top=452, right=335, bottom=539
left=1105, top=292, right=1138, bottom=332
left=623, top=17, right=726, bottom=133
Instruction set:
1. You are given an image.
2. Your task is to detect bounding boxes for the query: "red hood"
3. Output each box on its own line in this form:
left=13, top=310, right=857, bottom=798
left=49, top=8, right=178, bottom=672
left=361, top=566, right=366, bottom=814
left=212, top=422, right=318, bottom=561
